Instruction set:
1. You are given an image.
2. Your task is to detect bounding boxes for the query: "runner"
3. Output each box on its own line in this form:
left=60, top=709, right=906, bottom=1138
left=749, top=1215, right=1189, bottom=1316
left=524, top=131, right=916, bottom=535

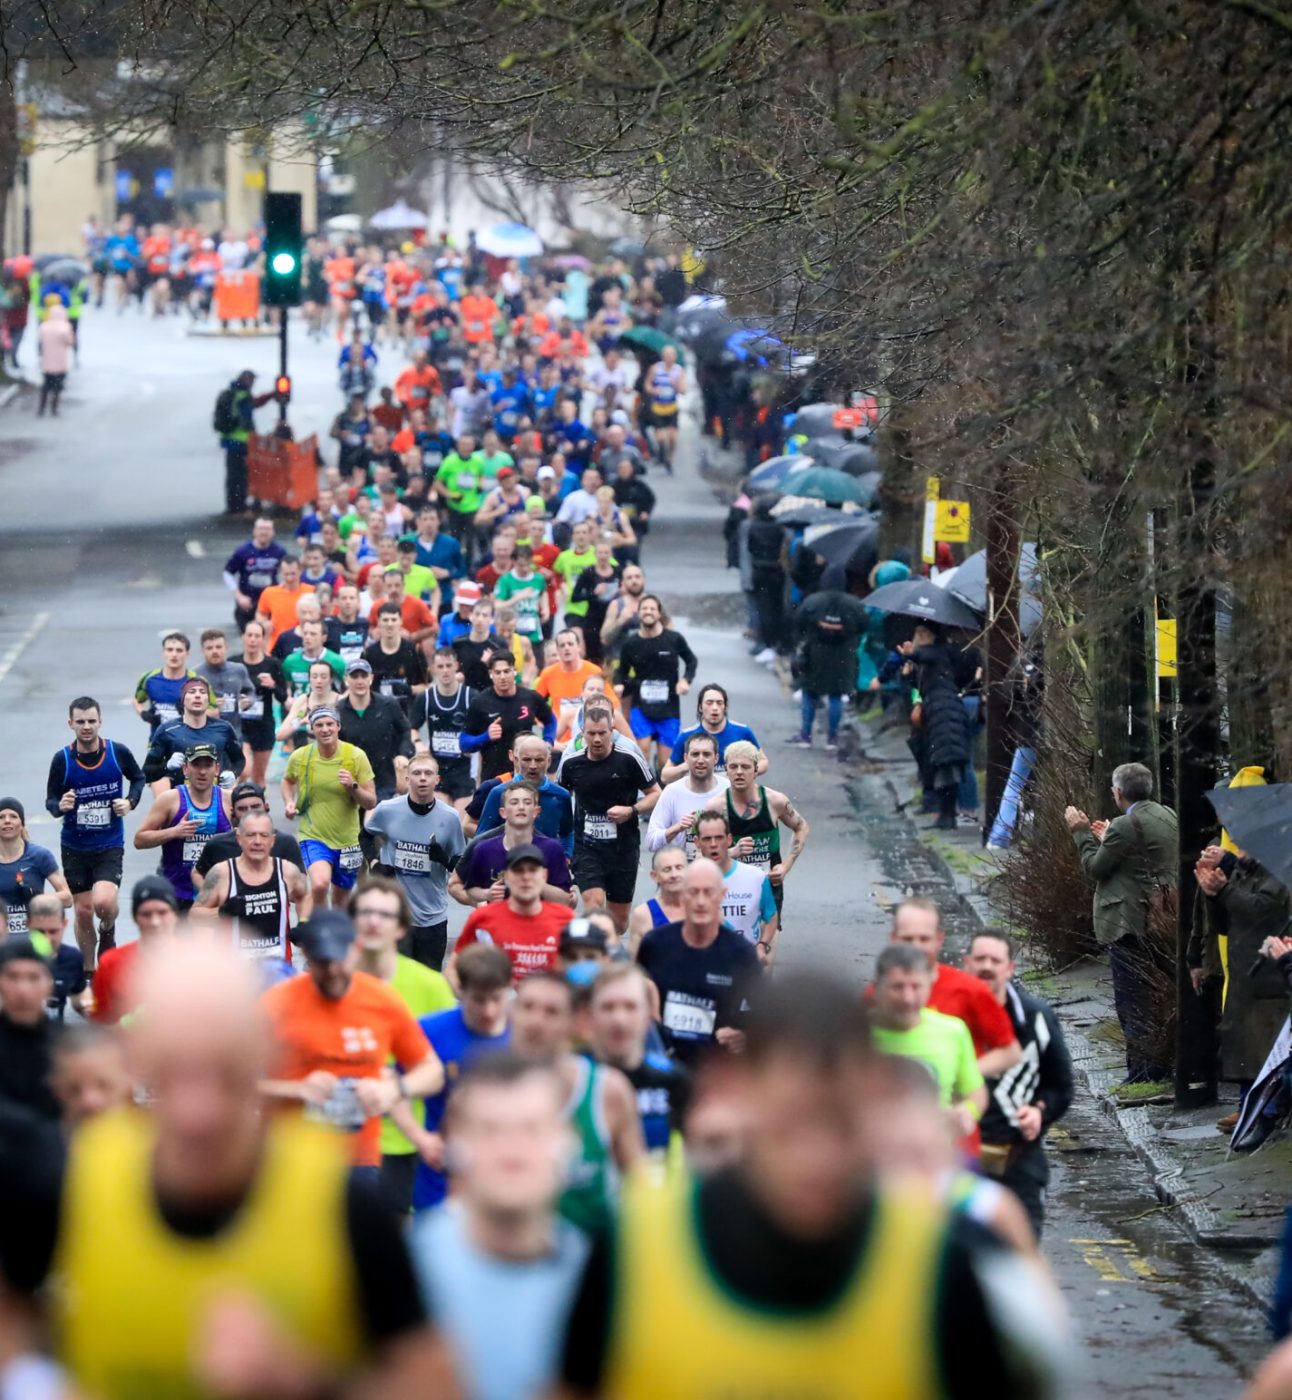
left=452, top=595, right=509, bottom=688
left=231, top=619, right=286, bottom=787
left=193, top=780, right=305, bottom=877
left=447, top=844, right=575, bottom=987
left=133, top=743, right=233, bottom=910
left=133, top=631, right=195, bottom=734
left=0, top=805, right=68, bottom=943
left=407, top=1055, right=589, bottom=1400
left=0, top=938, right=61, bottom=1121
left=472, top=735, right=575, bottom=851
left=646, top=732, right=728, bottom=863
left=628, top=846, right=688, bottom=951
left=276, top=660, right=343, bottom=752
left=536, top=627, right=604, bottom=709
left=194, top=627, right=255, bottom=740
left=189, top=810, right=312, bottom=960
left=599, top=562, right=646, bottom=669
left=90, top=875, right=181, bottom=1025
left=345, top=875, right=456, bottom=1215
left=282, top=707, right=377, bottom=908
left=617, top=595, right=697, bottom=767
left=452, top=781, right=574, bottom=908
left=709, top=738, right=810, bottom=915
left=586, top=964, right=690, bottom=1159
left=282, top=619, right=347, bottom=697
left=55, top=939, right=441, bottom=1399
left=143, top=676, right=244, bottom=794
left=222, top=516, right=286, bottom=629
left=494, top=541, right=550, bottom=651
left=556, top=703, right=659, bottom=928
left=693, top=810, right=780, bottom=963
left=411, top=648, right=475, bottom=813
left=259, top=908, right=445, bottom=1172
left=553, top=673, right=635, bottom=756
left=50, top=1021, right=131, bottom=1128
left=464, top=652, right=555, bottom=782
left=869, top=943, right=988, bottom=1146
left=660, top=682, right=765, bottom=782
left=364, top=602, right=429, bottom=704
left=27, top=893, right=93, bottom=1021
left=329, top=584, right=371, bottom=667
left=557, top=972, right=1064, bottom=1399
left=510, top=971, right=644, bottom=1233
left=337, top=658, right=415, bottom=805
left=44, top=695, right=144, bottom=970
left=403, top=943, right=514, bottom=1211
left=366, top=754, right=466, bottom=971
left=635, top=858, right=760, bottom=1067
left=255, top=555, right=315, bottom=651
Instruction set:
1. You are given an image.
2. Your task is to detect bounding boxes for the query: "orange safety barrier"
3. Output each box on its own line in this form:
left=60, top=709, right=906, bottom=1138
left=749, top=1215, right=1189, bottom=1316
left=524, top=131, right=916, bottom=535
left=247, top=433, right=319, bottom=510
left=213, top=270, right=261, bottom=323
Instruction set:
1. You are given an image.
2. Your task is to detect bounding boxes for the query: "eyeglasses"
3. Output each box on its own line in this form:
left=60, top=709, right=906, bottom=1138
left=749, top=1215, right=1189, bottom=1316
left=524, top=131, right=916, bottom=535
left=353, top=907, right=401, bottom=922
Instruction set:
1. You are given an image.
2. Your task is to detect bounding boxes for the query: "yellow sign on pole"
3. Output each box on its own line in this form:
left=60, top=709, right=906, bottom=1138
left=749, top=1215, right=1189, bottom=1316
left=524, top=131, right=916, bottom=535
left=935, top=500, right=971, bottom=542
left=1156, top=618, right=1177, bottom=678
left=922, top=477, right=940, bottom=565
left=244, top=169, right=266, bottom=191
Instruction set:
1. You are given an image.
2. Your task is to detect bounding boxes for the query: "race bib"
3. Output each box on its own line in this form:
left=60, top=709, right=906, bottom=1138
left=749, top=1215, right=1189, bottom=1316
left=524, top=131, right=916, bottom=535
left=394, top=843, right=431, bottom=874
left=379, top=679, right=401, bottom=697
left=456, top=474, right=479, bottom=493
left=662, top=995, right=716, bottom=1038
left=639, top=679, right=670, bottom=705
left=76, top=803, right=111, bottom=828
left=339, top=845, right=364, bottom=871
left=154, top=703, right=178, bottom=723
left=340, top=644, right=364, bottom=664
left=583, top=814, right=616, bottom=842
left=431, top=730, right=461, bottom=757
left=219, top=694, right=237, bottom=713
left=306, top=1078, right=365, bottom=1133
left=6, top=907, right=27, bottom=935
left=243, top=697, right=265, bottom=719
left=182, top=837, right=209, bottom=865
left=248, top=570, right=273, bottom=589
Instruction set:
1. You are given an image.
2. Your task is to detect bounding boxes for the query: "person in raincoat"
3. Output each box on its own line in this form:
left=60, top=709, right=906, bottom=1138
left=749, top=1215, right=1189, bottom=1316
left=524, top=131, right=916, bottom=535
left=857, top=556, right=911, bottom=700
left=37, top=302, right=74, bottom=417
left=788, top=566, right=867, bottom=751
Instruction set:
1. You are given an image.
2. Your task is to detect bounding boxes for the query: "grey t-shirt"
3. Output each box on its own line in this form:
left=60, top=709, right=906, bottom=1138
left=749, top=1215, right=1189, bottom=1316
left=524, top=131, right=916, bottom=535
left=195, top=660, right=256, bottom=737
left=365, top=796, right=465, bottom=926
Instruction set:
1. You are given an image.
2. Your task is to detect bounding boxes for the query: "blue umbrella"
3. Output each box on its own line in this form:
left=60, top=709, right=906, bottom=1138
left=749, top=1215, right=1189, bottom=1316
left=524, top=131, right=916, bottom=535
left=725, top=328, right=783, bottom=366
left=748, top=454, right=812, bottom=492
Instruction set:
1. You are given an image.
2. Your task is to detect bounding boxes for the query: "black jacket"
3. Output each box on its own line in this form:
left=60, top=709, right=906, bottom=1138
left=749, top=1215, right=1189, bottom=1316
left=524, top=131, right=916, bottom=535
left=911, top=642, right=973, bottom=771
left=981, top=983, right=1074, bottom=1144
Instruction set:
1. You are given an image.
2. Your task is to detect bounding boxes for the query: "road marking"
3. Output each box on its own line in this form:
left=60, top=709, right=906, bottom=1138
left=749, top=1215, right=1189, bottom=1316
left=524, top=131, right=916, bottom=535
left=1070, top=1238, right=1162, bottom=1283
left=0, top=612, right=50, bottom=688
left=185, top=539, right=206, bottom=558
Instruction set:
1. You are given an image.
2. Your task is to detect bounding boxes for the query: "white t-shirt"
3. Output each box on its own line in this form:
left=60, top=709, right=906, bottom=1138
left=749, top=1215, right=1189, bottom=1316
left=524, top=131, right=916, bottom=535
left=720, top=858, right=775, bottom=944
left=646, top=778, right=730, bottom=860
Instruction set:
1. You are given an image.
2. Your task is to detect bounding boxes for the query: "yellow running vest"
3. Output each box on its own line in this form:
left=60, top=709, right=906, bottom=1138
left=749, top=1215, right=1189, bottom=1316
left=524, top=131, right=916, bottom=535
left=55, top=1108, right=363, bottom=1400
left=605, top=1175, right=947, bottom=1400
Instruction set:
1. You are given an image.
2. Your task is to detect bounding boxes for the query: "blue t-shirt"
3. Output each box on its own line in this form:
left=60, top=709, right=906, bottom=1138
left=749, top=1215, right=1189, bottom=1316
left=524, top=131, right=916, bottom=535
left=668, top=720, right=761, bottom=773
left=0, top=843, right=59, bottom=936
left=413, top=1008, right=511, bottom=1209
left=475, top=778, right=575, bottom=856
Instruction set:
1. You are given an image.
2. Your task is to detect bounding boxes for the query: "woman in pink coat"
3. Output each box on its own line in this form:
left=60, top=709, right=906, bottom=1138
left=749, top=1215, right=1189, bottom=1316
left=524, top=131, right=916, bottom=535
left=38, top=300, right=74, bottom=416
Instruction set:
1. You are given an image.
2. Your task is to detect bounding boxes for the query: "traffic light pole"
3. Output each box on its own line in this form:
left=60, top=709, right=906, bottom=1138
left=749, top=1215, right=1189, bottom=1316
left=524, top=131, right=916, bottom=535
left=278, top=310, right=288, bottom=427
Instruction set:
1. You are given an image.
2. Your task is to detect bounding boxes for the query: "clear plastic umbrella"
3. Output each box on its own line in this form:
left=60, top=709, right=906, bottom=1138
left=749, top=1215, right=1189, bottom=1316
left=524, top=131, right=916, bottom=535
left=369, top=200, right=429, bottom=231
left=477, top=223, right=544, bottom=257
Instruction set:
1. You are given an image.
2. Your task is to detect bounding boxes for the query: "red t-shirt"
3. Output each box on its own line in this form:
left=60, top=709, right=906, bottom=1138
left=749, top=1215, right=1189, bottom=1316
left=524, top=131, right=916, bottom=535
left=927, top=964, right=1016, bottom=1057
left=91, top=943, right=141, bottom=1025
left=455, top=901, right=574, bottom=983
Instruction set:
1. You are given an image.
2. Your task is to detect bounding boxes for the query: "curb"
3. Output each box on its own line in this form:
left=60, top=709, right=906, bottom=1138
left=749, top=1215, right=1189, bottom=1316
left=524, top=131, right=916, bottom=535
left=876, top=752, right=1278, bottom=1311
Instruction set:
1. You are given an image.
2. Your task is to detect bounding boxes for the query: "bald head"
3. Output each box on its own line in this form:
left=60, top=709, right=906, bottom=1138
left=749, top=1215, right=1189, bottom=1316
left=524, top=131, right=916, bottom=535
left=26, top=892, right=65, bottom=923
left=128, top=937, right=273, bottom=1204
left=682, top=857, right=724, bottom=930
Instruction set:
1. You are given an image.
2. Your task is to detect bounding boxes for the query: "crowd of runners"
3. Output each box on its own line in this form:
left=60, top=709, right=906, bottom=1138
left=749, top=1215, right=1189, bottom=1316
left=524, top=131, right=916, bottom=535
left=0, top=237, right=1082, bottom=1399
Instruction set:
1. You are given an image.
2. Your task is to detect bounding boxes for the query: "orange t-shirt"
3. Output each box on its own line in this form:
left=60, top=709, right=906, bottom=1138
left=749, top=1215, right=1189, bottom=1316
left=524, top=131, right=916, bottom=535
left=257, top=582, right=316, bottom=650
left=261, top=970, right=434, bottom=1166
left=394, top=363, right=442, bottom=408
left=536, top=659, right=605, bottom=706
left=369, top=594, right=436, bottom=637
left=459, top=293, right=497, bottom=344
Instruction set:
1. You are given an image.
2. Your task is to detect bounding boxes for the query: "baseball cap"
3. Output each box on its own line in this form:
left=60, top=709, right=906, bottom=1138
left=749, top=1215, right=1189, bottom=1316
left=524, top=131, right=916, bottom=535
left=560, top=917, right=609, bottom=952
left=611, top=409, right=631, bottom=426
left=456, top=580, right=483, bottom=608
left=185, top=742, right=219, bottom=763
left=397, top=539, right=417, bottom=553
left=298, top=908, right=357, bottom=963
left=536, top=465, right=557, bottom=480
left=230, top=781, right=267, bottom=806
left=132, top=874, right=179, bottom=916
left=503, top=842, right=547, bottom=870
left=497, top=466, right=517, bottom=480
left=346, top=657, right=374, bottom=676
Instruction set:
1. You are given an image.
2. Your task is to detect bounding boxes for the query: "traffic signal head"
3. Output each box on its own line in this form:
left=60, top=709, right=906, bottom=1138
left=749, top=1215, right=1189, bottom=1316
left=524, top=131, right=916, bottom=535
left=263, top=192, right=303, bottom=307
left=275, top=374, right=291, bottom=400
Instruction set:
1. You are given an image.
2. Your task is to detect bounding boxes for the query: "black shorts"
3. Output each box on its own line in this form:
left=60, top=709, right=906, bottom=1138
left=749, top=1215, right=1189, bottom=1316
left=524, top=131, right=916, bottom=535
left=436, top=761, right=474, bottom=800
left=61, top=845, right=124, bottom=895
left=242, top=719, right=277, bottom=754
left=647, top=404, right=680, bottom=429
left=572, top=834, right=640, bottom=905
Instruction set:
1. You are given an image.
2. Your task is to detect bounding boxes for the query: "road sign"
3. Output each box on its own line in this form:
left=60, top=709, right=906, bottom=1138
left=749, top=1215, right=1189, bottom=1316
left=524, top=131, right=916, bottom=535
left=935, top=500, right=971, bottom=542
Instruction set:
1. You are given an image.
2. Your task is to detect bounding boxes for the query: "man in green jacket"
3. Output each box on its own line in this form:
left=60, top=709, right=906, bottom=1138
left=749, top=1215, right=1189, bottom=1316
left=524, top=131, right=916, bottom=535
left=1066, top=761, right=1178, bottom=1084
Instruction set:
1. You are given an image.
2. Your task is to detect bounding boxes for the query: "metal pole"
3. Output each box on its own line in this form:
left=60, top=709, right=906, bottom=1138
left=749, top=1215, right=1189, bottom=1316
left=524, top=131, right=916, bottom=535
left=983, top=465, right=1021, bottom=842
left=278, top=307, right=288, bottom=427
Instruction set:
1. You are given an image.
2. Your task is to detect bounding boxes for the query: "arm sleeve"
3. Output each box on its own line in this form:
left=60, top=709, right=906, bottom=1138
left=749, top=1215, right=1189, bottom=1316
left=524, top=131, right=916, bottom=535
left=115, top=745, right=147, bottom=807
left=558, top=790, right=575, bottom=857
left=558, top=1225, right=615, bottom=1395
left=45, top=752, right=66, bottom=819
left=973, top=984, right=1018, bottom=1052
left=477, top=788, right=503, bottom=834
left=219, top=724, right=246, bottom=778
left=222, top=571, right=240, bottom=592
left=678, top=633, right=699, bottom=683
left=142, top=728, right=173, bottom=784
left=1073, top=821, right=1130, bottom=881
left=344, top=1175, right=428, bottom=1345
left=646, top=790, right=676, bottom=851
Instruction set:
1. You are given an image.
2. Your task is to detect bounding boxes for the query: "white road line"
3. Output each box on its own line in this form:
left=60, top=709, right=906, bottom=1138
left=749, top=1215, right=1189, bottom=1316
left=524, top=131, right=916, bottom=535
left=0, top=611, right=50, bottom=688
left=185, top=539, right=206, bottom=558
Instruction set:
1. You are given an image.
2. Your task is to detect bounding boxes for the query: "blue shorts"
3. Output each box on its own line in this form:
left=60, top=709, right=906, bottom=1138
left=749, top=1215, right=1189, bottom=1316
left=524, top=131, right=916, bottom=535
left=628, top=711, right=680, bottom=748
left=300, top=837, right=363, bottom=890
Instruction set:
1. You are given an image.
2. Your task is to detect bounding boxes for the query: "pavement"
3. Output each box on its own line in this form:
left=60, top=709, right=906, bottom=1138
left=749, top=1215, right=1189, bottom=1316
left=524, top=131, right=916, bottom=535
left=0, top=300, right=1278, bottom=1394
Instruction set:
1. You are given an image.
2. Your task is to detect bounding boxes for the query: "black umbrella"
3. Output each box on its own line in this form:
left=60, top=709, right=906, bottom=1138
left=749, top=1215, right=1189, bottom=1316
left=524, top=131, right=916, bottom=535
left=861, top=578, right=982, bottom=630
left=793, top=402, right=847, bottom=436
left=770, top=499, right=866, bottom=529
left=807, top=438, right=879, bottom=475
left=946, top=542, right=1041, bottom=636
left=1205, top=784, right=1292, bottom=893
left=803, top=515, right=881, bottom=572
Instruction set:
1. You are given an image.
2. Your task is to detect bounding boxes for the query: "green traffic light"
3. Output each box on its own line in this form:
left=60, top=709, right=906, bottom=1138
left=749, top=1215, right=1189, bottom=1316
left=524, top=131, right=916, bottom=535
left=271, top=251, right=298, bottom=276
